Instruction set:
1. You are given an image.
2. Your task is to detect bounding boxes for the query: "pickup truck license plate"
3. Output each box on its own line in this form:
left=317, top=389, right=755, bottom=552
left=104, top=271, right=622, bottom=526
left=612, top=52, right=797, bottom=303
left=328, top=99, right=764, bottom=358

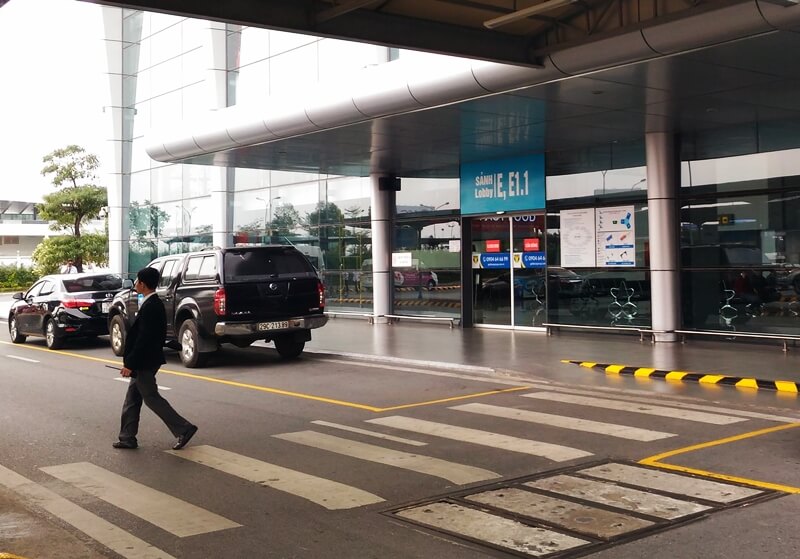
left=258, top=321, right=289, bottom=331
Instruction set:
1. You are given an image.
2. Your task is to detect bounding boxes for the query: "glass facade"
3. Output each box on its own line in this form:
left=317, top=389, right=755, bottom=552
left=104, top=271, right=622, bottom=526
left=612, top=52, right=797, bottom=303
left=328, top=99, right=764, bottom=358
left=108, top=9, right=800, bottom=338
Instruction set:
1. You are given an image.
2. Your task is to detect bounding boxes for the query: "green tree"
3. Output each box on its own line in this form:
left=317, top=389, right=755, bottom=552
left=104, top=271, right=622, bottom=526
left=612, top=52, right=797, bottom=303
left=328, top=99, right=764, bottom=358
left=305, top=201, right=343, bottom=252
left=35, top=145, right=108, bottom=272
left=272, top=202, right=301, bottom=237
left=32, top=234, right=109, bottom=276
left=128, top=201, right=170, bottom=269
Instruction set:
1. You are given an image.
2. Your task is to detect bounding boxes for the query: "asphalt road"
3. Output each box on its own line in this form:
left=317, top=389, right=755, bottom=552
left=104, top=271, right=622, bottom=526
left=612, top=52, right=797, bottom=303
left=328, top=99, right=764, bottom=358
left=0, top=313, right=799, bottom=558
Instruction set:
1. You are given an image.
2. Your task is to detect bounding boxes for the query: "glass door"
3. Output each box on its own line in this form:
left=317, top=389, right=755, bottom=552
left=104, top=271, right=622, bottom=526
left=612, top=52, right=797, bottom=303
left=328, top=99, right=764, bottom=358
left=472, top=213, right=546, bottom=328
left=511, top=214, right=546, bottom=327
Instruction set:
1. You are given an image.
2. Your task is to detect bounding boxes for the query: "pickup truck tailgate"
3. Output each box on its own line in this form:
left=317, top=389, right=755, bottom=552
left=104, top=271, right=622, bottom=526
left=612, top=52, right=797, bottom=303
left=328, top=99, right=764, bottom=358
left=225, top=278, right=320, bottom=320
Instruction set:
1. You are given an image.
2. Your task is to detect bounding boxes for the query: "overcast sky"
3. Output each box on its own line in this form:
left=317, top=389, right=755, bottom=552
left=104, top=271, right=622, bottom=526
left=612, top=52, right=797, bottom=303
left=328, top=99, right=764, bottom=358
left=0, top=0, right=110, bottom=202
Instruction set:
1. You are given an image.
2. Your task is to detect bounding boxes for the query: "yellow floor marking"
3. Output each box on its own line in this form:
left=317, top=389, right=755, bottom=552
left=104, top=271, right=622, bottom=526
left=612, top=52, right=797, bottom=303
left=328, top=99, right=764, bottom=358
left=640, top=422, right=800, bottom=494
left=0, top=340, right=527, bottom=412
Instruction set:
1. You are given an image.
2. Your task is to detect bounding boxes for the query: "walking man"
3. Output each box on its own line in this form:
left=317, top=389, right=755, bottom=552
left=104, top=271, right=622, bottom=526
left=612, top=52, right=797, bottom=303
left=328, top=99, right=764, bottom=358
left=113, top=267, right=198, bottom=450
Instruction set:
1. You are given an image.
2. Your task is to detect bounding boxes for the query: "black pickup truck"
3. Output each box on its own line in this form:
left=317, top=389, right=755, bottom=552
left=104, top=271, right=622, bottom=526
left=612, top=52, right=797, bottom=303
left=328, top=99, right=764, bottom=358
left=107, top=246, right=328, bottom=367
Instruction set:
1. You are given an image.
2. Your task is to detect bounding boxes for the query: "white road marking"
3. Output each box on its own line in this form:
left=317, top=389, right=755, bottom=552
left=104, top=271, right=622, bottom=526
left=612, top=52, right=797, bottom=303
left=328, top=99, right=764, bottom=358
left=578, top=463, right=763, bottom=503
left=310, top=420, right=427, bottom=446
left=451, top=402, right=676, bottom=441
left=274, top=430, right=498, bottom=484
left=366, top=416, right=592, bottom=462
left=39, top=462, right=240, bottom=537
left=540, top=385, right=800, bottom=423
left=318, top=358, right=800, bottom=424
left=0, top=463, right=176, bottom=559
left=396, top=502, right=589, bottom=556
left=525, top=475, right=710, bottom=519
left=6, top=354, right=39, bottom=363
left=166, top=445, right=384, bottom=510
left=522, top=392, right=747, bottom=424
left=113, top=377, right=171, bottom=390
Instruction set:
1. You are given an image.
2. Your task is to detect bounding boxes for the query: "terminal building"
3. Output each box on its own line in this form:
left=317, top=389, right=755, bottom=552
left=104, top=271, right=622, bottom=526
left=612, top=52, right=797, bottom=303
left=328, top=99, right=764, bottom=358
left=92, top=0, right=800, bottom=342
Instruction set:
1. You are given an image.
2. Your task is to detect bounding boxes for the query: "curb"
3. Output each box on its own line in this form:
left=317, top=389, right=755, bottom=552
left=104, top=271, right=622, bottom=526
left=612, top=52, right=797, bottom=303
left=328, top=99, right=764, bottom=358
left=562, top=360, right=800, bottom=393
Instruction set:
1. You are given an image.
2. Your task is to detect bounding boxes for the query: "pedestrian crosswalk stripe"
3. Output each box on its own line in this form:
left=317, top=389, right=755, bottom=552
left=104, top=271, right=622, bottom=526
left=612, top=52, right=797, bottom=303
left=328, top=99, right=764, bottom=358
left=396, top=501, right=589, bottom=556
left=39, top=462, right=240, bottom=537
left=310, top=420, right=427, bottom=446
left=465, top=488, right=654, bottom=538
left=166, top=445, right=384, bottom=510
left=450, top=403, right=676, bottom=442
left=274, top=430, right=498, bottom=484
left=525, top=475, right=710, bottom=519
left=522, top=392, right=747, bottom=424
left=537, top=385, right=800, bottom=423
left=0, top=464, right=176, bottom=559
left=366, top=416, right=592, bottom=462
left=578, top=463, right=763, bottom=503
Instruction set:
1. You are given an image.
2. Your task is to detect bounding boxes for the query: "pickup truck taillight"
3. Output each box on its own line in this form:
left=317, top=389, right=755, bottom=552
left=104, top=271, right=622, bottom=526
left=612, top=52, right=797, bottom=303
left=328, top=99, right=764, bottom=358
left=213, top=287, right=226, bottom=316
left=317, top=280, right=325, bottom=310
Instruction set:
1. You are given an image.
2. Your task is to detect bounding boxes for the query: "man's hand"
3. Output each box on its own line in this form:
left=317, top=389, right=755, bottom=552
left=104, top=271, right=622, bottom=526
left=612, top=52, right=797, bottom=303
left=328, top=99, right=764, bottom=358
left=121, top=367, right=133, bottom=378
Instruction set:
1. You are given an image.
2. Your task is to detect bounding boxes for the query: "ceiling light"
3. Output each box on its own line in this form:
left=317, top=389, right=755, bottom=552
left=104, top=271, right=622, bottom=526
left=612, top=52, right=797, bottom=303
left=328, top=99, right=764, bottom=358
left=484, top=0, right=580, bottom=29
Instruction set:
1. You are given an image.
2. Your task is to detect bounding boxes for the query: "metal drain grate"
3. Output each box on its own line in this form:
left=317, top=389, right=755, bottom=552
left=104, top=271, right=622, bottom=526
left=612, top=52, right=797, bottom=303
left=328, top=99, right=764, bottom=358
left=385, top=460, right=778, bottom=558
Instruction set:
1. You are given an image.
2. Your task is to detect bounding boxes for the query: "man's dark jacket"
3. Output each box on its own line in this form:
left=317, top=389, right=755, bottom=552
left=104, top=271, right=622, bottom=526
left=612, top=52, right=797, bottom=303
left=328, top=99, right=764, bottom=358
left=123, top=294, right=167, bottom=371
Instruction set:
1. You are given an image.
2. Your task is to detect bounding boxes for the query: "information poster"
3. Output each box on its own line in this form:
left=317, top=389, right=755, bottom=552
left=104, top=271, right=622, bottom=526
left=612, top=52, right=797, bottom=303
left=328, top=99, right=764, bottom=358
left=595, top=206, right=635, bottom=267
left=560, top=208, right=596, bottom=267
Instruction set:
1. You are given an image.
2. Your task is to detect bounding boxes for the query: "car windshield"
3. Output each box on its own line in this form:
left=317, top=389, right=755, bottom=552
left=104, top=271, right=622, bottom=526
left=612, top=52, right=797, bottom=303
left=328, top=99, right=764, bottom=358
left=224, top=249, right=313, bottom=281
left=62, top=274, right=124, bottom=293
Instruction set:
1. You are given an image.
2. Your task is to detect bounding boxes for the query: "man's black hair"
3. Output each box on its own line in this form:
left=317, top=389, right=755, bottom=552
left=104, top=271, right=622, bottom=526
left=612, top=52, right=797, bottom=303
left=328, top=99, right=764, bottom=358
left=137, top=267, right=160, bottom=290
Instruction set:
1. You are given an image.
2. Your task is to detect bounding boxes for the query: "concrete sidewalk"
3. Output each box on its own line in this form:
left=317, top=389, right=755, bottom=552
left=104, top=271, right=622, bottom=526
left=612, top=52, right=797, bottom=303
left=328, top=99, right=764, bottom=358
left=308, top=316, right=800, bottom=387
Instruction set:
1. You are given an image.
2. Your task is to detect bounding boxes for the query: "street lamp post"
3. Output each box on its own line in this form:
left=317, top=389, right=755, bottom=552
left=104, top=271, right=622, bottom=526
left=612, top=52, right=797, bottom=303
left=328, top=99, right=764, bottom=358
left=255, top=197, right=268, bottom=242
left=256, top=195, right=281, bottom=243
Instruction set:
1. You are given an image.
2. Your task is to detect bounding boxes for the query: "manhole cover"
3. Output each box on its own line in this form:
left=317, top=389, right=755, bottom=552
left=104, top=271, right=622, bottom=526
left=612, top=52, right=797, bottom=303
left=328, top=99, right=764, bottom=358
left=386, top=460, right=777, bottom=558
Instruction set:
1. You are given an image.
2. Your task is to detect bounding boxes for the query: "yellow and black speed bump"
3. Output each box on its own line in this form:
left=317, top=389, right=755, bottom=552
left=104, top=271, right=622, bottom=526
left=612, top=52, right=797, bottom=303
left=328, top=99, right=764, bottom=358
left=0, top=554, right=31, bottom=559
left=562, top=360, right=800, bottom=393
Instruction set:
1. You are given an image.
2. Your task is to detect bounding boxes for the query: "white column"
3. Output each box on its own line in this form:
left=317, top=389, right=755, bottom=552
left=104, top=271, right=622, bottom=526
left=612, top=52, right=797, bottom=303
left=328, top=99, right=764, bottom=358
left=212, top=167, right=232, bottom=248
left=102, top=7, right=128, bottom=273
left=370, top=174, right=393, bottom=322
left=646, top=132, right=680, bottom=342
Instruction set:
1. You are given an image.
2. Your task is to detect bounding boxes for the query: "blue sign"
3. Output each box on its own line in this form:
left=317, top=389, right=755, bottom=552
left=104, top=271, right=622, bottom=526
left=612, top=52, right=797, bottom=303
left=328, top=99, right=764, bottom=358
left=521, top=252, right=546, bottom=268
left=474, top=253, right=510, bottom=269
left=460, top=154, right=545, bottom=215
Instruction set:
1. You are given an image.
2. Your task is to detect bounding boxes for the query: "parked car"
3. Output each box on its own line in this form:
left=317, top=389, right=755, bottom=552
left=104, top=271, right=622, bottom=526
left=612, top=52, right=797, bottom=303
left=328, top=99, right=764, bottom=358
left=478, top=267, right=584, bottom=309
left=107, top=245, right=328, bottom=368
left=360, top=258, right=438, bottom=290
left=8, top=272, right=126, bottom=349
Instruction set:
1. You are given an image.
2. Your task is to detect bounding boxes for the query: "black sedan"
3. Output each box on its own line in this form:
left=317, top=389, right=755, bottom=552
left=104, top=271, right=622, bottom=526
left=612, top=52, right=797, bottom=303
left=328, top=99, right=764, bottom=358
left=8, top=272, right=126, bottom=349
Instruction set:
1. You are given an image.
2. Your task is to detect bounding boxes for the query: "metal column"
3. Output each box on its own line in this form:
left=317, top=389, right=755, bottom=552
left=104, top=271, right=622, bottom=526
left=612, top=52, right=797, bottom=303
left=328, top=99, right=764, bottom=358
left=646, top=132, right=680, bottom=342
left=370, top=174, right=394, bottom=323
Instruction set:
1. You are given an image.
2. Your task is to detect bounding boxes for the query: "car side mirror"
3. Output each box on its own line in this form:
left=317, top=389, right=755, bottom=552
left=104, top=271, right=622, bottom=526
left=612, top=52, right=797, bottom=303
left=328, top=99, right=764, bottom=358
left=122, top=279, right=134, bottom=289
left=12, top=292, right=23, bottom=300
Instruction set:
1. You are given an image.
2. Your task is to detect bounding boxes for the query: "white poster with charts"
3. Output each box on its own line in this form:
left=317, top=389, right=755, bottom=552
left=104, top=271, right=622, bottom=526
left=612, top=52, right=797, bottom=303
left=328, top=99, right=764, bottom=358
left=596, top=206, right=635, bottom=267
left=560, top=208, right=596, bottom=267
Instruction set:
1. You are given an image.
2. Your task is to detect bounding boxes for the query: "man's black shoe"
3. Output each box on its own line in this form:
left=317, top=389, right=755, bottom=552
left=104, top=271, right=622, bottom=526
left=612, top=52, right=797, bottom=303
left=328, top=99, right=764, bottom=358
left=173, top=425, right=198, bottom=450
left=112, top=440, right=138, bottom=449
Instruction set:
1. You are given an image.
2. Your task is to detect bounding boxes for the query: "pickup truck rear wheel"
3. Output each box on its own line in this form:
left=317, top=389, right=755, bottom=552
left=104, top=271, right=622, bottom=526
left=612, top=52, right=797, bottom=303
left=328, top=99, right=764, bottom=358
left=178, top=319, right=207, bottom=368
left=109, top=315, right=126, bottom=356
left=274, top=335, right=305, bottom=359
